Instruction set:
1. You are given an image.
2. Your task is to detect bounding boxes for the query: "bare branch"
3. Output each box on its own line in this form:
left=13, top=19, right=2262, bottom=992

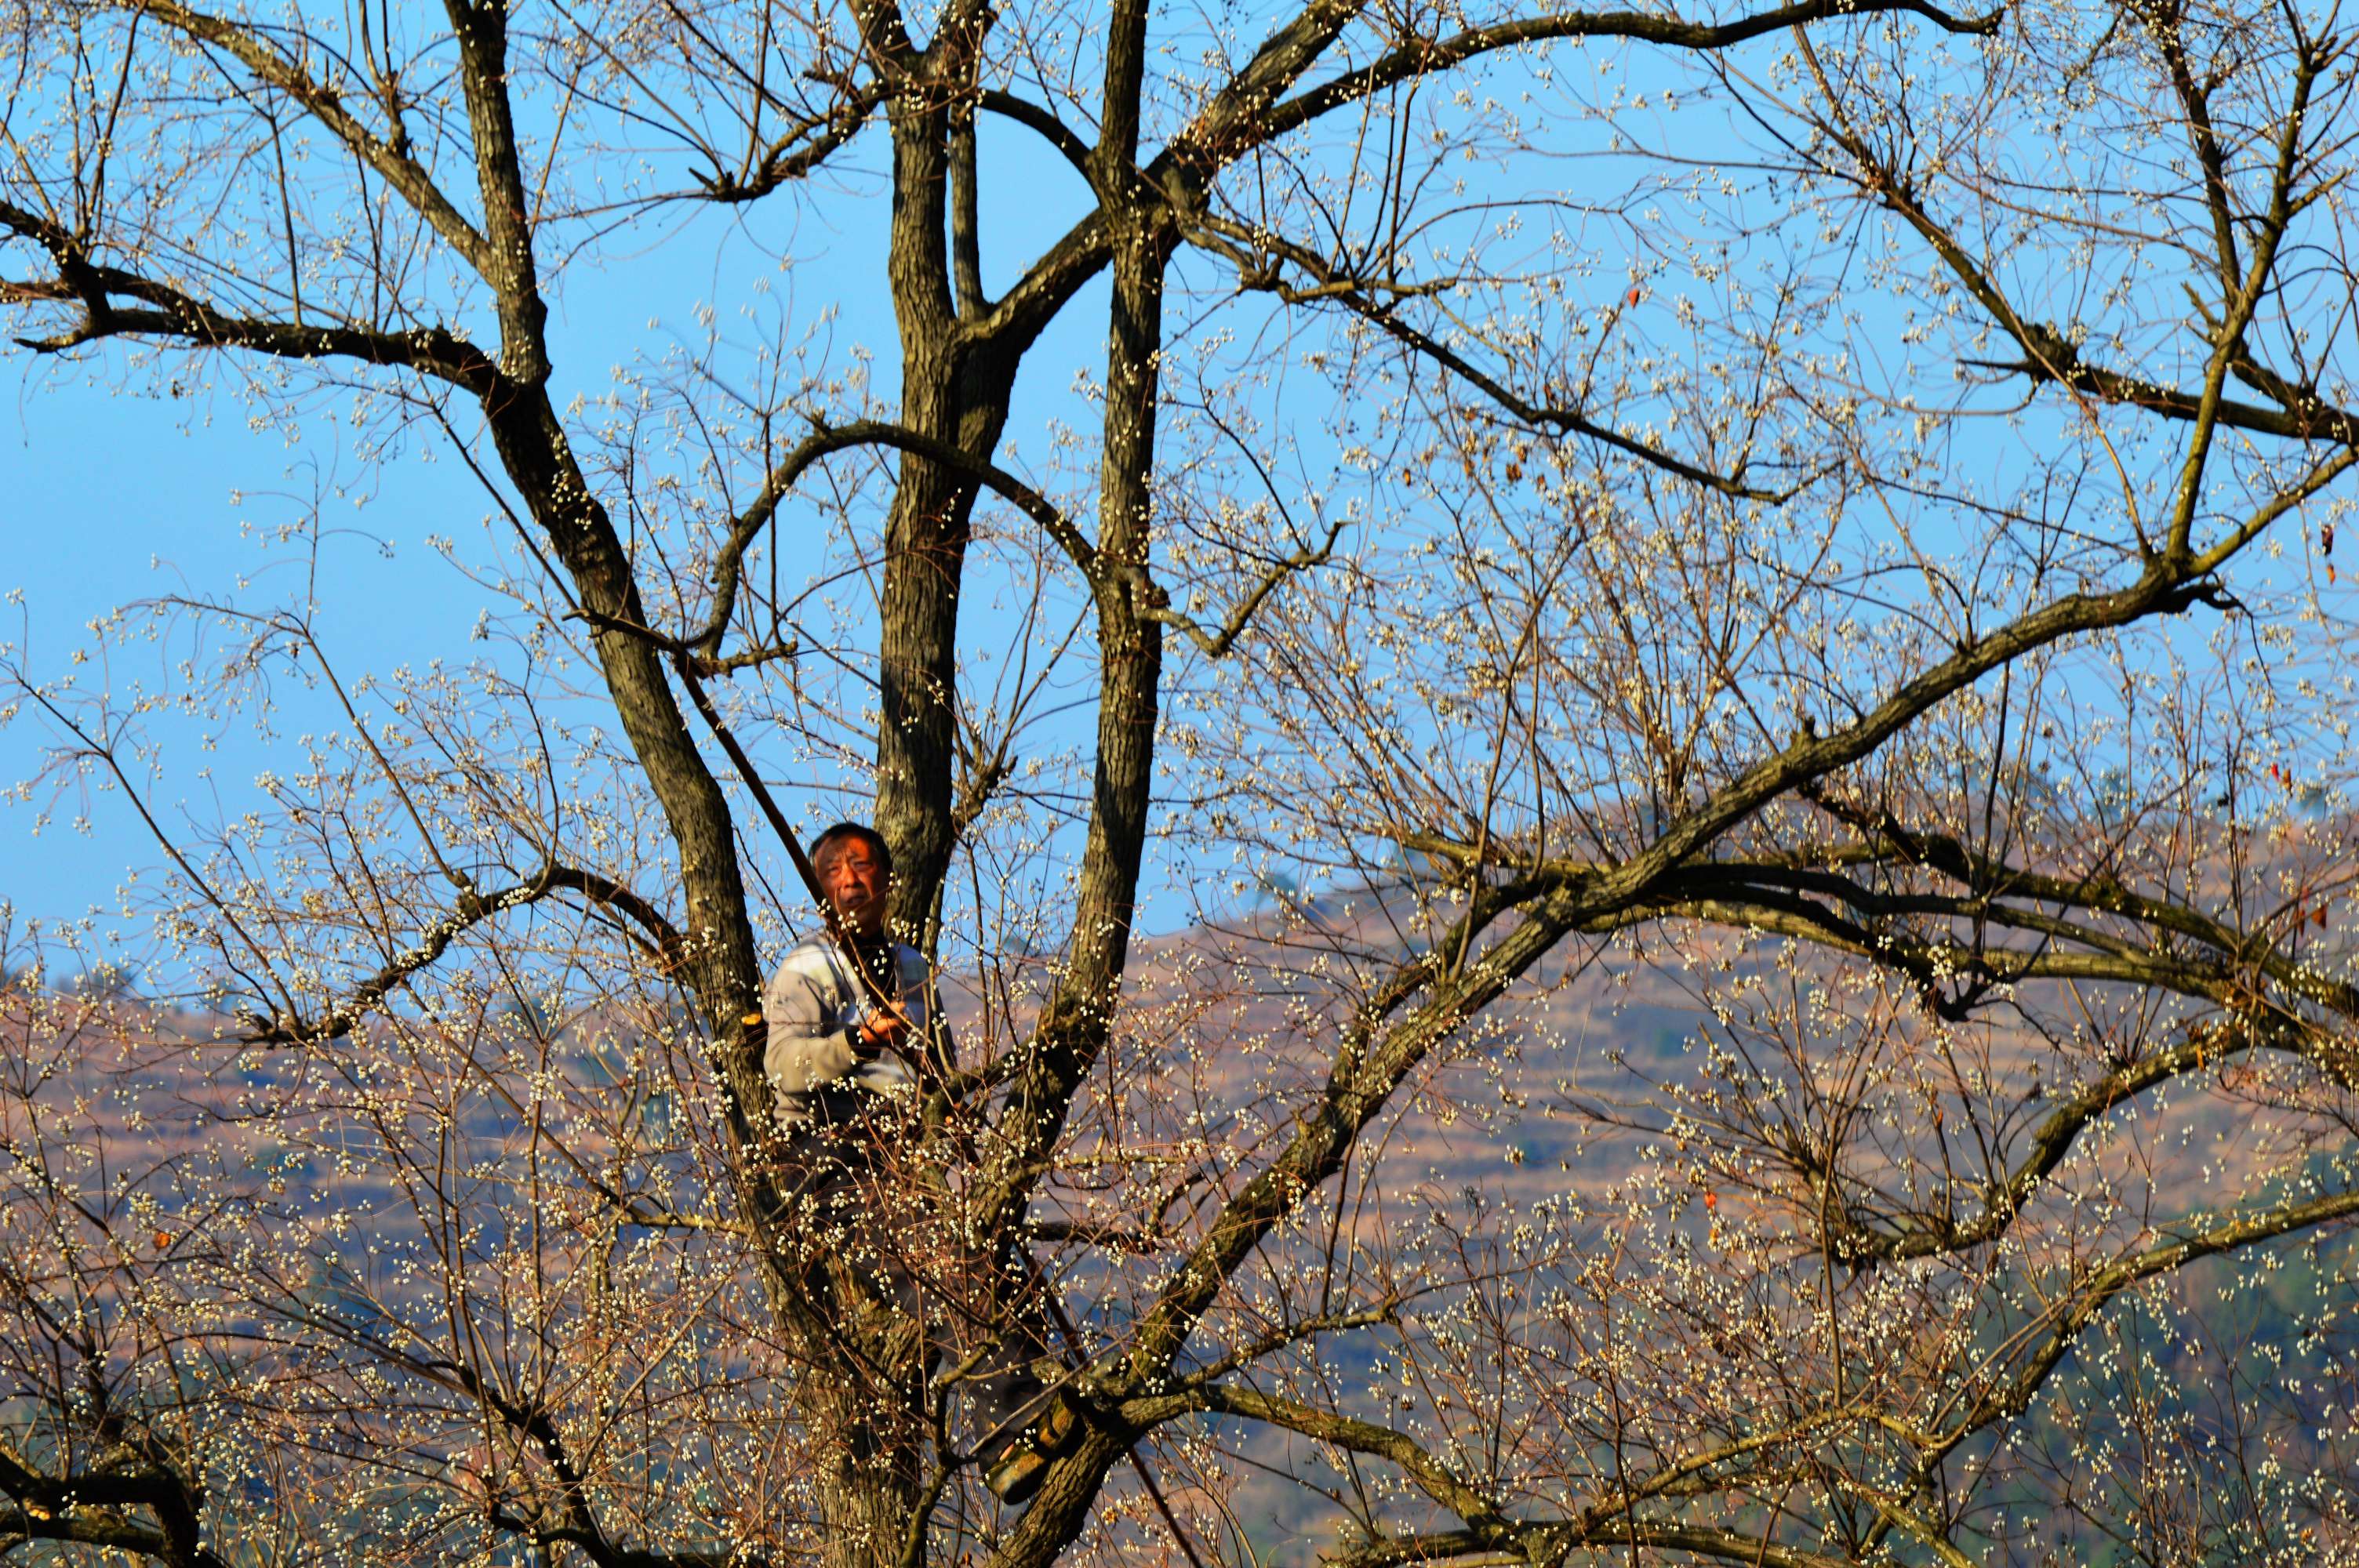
left=93, top=0, right=492, bottom=273
left=1241, top=0, right=2001, bottom=157
left=703, top=416, right=1096, bottom=656
left=696, top=80, right=885, bottom=203
left=1188, top=212, right=1787, bottom=499
left=237, top=862, right=682, bottom=1047
left=1132, top=512, right=1347, bottom=659
left=0, top=198, right=496, bottom=387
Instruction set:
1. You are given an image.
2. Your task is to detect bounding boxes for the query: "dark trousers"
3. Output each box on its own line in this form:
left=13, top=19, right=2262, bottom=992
left=776, top=1099, right=1056, bottom=1454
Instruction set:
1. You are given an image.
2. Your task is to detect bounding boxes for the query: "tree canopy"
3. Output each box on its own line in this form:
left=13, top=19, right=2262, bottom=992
left=5, top=0, right=2359, bottom=1565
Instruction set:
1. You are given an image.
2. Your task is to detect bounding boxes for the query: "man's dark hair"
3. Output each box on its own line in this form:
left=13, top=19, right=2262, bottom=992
left=810, top=821, right=892, bottom=873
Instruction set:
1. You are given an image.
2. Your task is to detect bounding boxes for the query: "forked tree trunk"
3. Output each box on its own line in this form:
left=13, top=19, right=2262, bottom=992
left=803, top=78, right=1020, bottom=1568
left=874, top=89, right=1019, bottom=948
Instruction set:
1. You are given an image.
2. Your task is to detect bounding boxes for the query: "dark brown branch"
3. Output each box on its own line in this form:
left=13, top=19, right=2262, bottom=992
left=93, top=0, right=492, bottom=273
left=0, top=1501, right=200, bottom=1564
left=1407, top=808, right=2359, bottom=1054
left=444, top=0, right=554, bottom=381
left=0, top=199, right=496, bottom=389
left=1245, top=0, right=1998, bottom=154
left=977, top=89, right=1095, bottom=180
left=975, top=0, right=2001, bottom=383
left=2146, top=0, right=2243, bottom=285
left=0, top=1421, right=224, bottom=1566
left=1117, top=875, right=1564, bottom=1374
left=696, top=80, right=885, bottom=203
left=1159, top=1299, right=1404, bottom=1388
left=1569, top=564, right=2246, bottom=924
left=702, top=416, right=1096, bottom=655
left=1130, top=511, right=1347, bottom=658
left=1111, top=439, right=2321, bottom=1410
left=236, top=862, right=682, bottom=1046
left=1113, top=1388, right=1860, bottom=1568
left=1803, top=36, right=2356, bottom=453
left=951, top=104, right=988, bottom=315
left=1401, top=821, right=2359, bottom=1260
left=1329, top=1523, right=1852, bottom=1568
left=1933, top=1185, right=2359, bottom=1461
left=1166, top=1385, right=1512, bottom=1532
left=1190, top=212, right=1784, bottom=499
left=444, top=1355, right=652, bottom=1568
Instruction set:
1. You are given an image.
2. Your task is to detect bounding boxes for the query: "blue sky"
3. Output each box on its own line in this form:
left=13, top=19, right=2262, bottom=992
left=5, top=6, right=2240, bottom=985
left=1, top=104, right=1110, bottom=965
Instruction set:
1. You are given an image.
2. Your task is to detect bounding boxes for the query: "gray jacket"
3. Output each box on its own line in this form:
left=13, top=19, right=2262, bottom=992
left=761, top=931, right=948, bottom=1121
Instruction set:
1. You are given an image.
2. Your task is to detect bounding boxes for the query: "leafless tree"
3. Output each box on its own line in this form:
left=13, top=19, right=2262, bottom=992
left=6, top=0, right=2359, bottom=1565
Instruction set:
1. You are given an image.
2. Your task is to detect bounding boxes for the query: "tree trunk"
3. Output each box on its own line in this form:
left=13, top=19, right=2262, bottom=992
left=987, top=0, right=1172, bottom=1225
left=769, top=82, right=1030, bottom=1564
left=803, top=1298, right=931, bottom=1568
left=478, top=395, right=761, bottom=1049
left=875, top=93, right=1019, bottom=946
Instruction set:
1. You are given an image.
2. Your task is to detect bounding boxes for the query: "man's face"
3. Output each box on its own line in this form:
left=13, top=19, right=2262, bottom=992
left=817, top=837, right=891, bottom=937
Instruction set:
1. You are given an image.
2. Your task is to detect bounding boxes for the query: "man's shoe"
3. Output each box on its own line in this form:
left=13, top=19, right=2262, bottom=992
left=983, top=1443, right=1050, bottom=1507
left=983, top=1396, right=1080, bottom=1507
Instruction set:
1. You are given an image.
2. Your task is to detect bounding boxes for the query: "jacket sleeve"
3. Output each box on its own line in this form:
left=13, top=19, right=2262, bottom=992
left=761, top=952, right=856, bottom=1096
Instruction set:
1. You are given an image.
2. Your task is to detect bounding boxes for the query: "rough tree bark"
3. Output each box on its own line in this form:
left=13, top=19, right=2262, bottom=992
left=13, top=2, right=2357, bottom=1567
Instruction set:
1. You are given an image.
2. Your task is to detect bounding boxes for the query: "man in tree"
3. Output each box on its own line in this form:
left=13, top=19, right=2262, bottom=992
left=761, top=822, right=1076, bottom=1506
left=762, top=823, right=950, bottom=1117
left=13, top=0, right=2359, bottom=1560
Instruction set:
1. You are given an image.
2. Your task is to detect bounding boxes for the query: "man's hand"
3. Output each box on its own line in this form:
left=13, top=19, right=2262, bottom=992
left=858, top=1002, right=914, bottom=1056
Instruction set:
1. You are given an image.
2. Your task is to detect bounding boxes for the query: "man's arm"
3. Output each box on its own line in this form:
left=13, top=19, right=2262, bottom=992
left=761, top=951, right=860, bottom=1095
